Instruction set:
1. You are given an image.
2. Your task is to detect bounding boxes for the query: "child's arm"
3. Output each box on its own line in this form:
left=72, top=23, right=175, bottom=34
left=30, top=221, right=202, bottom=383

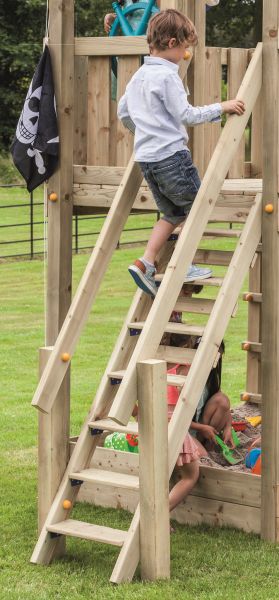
left=190, top=421, right=218, bottom=444
left=163, top=74, right=245, bottom=126
left=117, top=93, right=136, bottom=134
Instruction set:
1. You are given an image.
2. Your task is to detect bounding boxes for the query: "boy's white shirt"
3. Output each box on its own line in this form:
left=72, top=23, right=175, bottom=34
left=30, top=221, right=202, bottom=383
left=117, top=55, right=221, bottom=163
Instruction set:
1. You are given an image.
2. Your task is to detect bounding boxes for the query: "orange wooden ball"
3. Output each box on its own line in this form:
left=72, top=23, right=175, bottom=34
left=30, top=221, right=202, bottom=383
left=245, top=293, right=253, bottom=302
left=264, top=203, right=274, bottom=214
left=242, top=392, right=250, bottom=401
left=61, top=352, right=71, bottom=362
left=62, top=499, right=72, bottom=510
left=49, top=192, right=58, bottom=202
left=243, top=342, right=250, bottom=351
left=183, top=50, right=192, bottom=60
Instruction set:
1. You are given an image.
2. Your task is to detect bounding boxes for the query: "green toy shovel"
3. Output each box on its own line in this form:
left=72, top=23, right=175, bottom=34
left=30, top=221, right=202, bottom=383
left=215, top=434, right=243, bottom=465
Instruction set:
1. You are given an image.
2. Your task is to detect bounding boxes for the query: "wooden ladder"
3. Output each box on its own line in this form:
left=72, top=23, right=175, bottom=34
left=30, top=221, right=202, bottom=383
left=30, top=44, right=262, bottom=582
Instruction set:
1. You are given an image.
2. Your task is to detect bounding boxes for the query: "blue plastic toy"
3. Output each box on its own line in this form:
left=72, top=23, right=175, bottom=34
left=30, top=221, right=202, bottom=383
left=245, top=447, right=261, bottom=469
left=109, top=0, right=159, bottom=37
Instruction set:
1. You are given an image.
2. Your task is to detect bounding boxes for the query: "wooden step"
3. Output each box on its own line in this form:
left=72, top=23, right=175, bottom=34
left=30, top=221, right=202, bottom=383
left=241, top=341, right=262, bottom=353
left=156, top=345, right=196, bottom=364
left=70, top=468, right=139, bottom=490
left=203, top=227, right=241, bottom=238
left=89, top=418, right=138, bottom=435
left=128, top=321, right=204, bottom=337
left=174, top=296, right=215, bottom=315
left=108, top=369, right=188, bottom=388
left=155, top=274, right=224, bottom=287
left=47, top=519, right=127, bottom=546
left=194, top=249, right=233, bottom=266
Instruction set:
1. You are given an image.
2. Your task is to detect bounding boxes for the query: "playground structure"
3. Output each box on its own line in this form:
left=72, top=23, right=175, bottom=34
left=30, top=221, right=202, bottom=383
left=30, top=0, right=279, bottom=584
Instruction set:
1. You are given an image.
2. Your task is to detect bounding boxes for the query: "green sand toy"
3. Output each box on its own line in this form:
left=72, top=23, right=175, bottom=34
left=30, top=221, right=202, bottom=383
left=215, top=433, right=242, bottom=465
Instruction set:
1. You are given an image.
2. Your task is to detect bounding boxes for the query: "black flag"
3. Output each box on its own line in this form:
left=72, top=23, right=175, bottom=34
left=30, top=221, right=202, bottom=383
left=11, top=45, right=59, bottom=192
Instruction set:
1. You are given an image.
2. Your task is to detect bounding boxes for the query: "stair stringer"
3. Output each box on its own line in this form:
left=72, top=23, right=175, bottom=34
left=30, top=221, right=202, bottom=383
left=109, top=42, right=262, bottom=426
left=110, top=192, right=262, bottom=583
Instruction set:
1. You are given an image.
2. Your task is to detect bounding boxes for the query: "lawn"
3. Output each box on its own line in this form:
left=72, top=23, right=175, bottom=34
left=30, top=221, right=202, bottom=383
left=1, top=239, right=279, bottom=600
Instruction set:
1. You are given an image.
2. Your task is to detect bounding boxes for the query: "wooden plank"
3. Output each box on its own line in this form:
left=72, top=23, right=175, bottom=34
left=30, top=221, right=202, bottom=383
left=156, top=274, right=224, bottom=287
left=69, top=468, right=139, bottom=490
left=228, top=49, right=249, bottom=178
left=242, top=341, right=262, bottom=353
left=203, top=227, right=241, bottom=239
left=261, top=2, right=279, bottom=543
left=192, top=0, right=206, bottom=176
left=128, top=321, right=205, bottom=337
left=87, top=57, right=110, bottom=165
left=203, top=47, right=222, bottom=172
left=41, top=0, right=74, bottom=559
left=251, top=91, right=263, bottom=177
left=73, top=166, right=262, bottom=193
left=241, top=392, right=262, bottom=404
left=108, top=368, right=188, bottom=388
left=31, top=156, right=143, bottom=414
left=73, top=56, right=88, bottom=165
left=243, top=291, right=262, bottom=303
left=138, top=360, right=170, bottom=581
left=156, top=345, right=196, bottom=364
left=172, top=496, right=260, bottom=534
left=194, top=249, right=233, bottom=266
left=75, top=36, right=149, bottom=57
left=47, top=520, right=127, bottom=546
left=88, top=419, right=138, bottom=435
left=174, top=297, right=214, bottom=315
left=246, top=244, right=262, bottom=401
left=38, top=347, right=69, bottom=561
left=116, top=57, right=140, bottom=166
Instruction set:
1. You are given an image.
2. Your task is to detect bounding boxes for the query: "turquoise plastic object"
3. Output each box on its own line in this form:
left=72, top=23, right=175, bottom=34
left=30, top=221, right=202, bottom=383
left=215, top=434, right=243, bottom=465
left=245, top=447, right=261, bottom=469
left=109, top=1, right=159, bottom=37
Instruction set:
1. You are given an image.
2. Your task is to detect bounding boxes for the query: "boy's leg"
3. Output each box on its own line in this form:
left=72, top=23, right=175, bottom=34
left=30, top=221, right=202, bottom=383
left=143, top=218, right=176, bottom=264
left=128, top=219, right=176, bottom=296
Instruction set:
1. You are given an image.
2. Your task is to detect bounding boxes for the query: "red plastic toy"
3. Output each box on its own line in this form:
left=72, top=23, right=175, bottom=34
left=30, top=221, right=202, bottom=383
left=232, top=420, right=247, bottom=432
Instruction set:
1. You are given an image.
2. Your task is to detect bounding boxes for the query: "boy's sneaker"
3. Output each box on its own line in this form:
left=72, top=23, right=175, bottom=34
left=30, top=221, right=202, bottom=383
left=128, top=259, right=157, bottom=296
left=185, top=264, right=212, bottom=282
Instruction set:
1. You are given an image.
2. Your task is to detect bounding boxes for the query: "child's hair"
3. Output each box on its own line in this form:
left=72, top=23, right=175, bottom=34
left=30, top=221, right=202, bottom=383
left=147, top=9, right=198, bottom=52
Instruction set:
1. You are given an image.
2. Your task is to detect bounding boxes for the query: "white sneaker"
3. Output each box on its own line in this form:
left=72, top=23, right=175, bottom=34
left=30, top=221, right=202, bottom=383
left=128, top=259, right=157, bottom=296
left=185, top=264, right=212, bottom=282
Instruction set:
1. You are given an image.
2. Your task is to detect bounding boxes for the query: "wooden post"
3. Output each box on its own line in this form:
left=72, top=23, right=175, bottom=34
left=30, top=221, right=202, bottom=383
left=192, top=0, right=206, bottom=177
left=138, top=360, right=170, bottom=581
left=38, top=0, right=74, bottom=550
left=246, top=254, right=262, bottom=396
left=261, top=1, right=279, bottom=542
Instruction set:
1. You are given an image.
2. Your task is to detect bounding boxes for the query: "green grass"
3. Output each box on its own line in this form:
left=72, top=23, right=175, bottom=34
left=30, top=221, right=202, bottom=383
left=0, top=185, right=157, bottom=260
left=2, top=239, right=278, bottom=600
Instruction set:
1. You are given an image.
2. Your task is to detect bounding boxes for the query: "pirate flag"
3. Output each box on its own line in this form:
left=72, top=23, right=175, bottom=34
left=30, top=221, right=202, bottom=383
left=11, top=45, right=59, bottom=192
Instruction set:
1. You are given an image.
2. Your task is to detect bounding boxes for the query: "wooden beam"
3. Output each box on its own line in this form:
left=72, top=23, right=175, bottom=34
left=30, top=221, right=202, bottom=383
left=32, top=157, right=143, bottom=413
left=138, top=360, right=170, bottom=581
left=40, top=0, right=74, bottom=555
left=75, top=36, right=149, bottom=57
left=261, top=0, right=279, bottom=542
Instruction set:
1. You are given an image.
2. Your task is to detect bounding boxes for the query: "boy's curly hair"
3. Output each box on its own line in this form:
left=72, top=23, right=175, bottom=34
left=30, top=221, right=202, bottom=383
left=147, top=9, right=198, bottom=51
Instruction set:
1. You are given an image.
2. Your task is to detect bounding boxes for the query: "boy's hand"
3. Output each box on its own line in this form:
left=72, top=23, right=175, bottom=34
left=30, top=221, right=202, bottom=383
left=221, top=99, right=245, bottom=116
left=200, top=424, right=219, bottom=444
left=104, top=13, right=116, bottom=33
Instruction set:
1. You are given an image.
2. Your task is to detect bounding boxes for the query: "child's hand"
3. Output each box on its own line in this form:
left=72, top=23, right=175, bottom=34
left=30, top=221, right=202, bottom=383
left=200, top=424, right=219, bottom=444
left=223, top=426, right=235, bottom=449
left=221, top=99, right=245, bottom=116
left=104, top=13, right=116, bottom=33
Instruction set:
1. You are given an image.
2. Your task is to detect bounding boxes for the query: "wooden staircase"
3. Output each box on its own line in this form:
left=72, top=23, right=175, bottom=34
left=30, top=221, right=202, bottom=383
left=31, top=44, right=262, bottom=582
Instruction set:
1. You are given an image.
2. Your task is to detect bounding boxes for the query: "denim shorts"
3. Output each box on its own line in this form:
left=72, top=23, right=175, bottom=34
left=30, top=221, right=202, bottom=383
left=139, top=150, right=201, bottom=225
